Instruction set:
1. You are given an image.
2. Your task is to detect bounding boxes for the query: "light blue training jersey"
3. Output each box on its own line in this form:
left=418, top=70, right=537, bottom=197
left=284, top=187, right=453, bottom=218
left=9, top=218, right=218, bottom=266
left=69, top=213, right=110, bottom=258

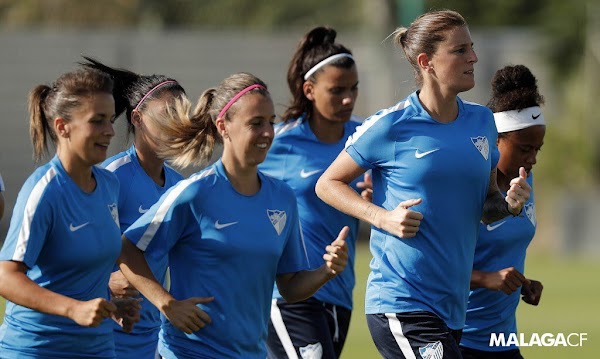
left=123, top=159, right=309, bottom=359
left=102, top=145, right=183, bottom=359
left=346, top=91, right=500, bottom=329
left=0, top=155, right=121, bottom=358
left=259, top=114, right=361, bottom=310
left=462, top=174, right=536, bottom=351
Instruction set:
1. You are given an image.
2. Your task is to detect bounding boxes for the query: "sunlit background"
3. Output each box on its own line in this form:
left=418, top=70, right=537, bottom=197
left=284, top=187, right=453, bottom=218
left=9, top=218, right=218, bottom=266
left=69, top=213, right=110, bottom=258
left=0, top=1, right=598, bottom=357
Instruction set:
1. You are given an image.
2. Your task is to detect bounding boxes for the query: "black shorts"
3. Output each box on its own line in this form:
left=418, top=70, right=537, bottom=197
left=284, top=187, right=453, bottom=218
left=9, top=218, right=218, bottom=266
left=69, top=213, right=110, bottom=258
left=367, top=311, right=463, bottom=359
left=460, top=346, right=524, bottom=359
left=267, top=297, right=352, bottom=359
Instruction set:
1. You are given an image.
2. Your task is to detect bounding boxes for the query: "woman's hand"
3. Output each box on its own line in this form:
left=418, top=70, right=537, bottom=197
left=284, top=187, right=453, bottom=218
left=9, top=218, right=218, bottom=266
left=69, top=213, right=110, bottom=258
left=162, top=297, right=215, bottom=334
left=378, top=199, right=423, bottom=238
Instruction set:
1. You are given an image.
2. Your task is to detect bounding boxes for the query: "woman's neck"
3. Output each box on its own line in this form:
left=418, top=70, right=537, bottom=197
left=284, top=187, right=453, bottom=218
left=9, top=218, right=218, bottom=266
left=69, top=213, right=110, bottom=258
left=135, top=142, right=165, bottom=187
left=308, top=112, right=345, bottom=144
left=418, top=86, right=459, bottom=123
left=221, top=155, right=260, bottom=196
left=57, top=150, right=95, bottom=193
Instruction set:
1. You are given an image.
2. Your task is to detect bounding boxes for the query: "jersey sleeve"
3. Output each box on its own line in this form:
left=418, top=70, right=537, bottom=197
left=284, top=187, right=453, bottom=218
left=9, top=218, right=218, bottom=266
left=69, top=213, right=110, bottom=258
left=345, top=113, right=395, bottom=170
left=276, top=197, right=309, bottom=275
left=124, top=183, right=192, bottom=259
left=488, top=111, right=500, bottom=169
left=0, top=175, right=54, bottom=268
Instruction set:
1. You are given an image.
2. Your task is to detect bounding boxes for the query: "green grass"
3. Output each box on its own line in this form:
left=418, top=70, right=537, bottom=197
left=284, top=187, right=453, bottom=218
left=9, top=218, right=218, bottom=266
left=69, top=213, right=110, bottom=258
left=1, top=246, right=598, bottom=358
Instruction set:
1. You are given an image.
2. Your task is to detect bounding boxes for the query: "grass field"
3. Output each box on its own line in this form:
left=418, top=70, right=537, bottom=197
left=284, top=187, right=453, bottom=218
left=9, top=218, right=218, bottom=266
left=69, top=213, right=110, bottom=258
left=0, top=244, right=598, bottom=358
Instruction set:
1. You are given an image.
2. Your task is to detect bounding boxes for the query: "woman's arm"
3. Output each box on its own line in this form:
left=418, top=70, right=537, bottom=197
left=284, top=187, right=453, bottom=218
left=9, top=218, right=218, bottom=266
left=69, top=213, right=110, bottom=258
left=482, top=167, right=531, bottom=224
left=316, top=151, right=423, bottom=238
left=471, top=268, right=530, bottom=294
left=0, top=261, right=116, bottom=327
left=118, top=236, right=213, bottom=334
left=276, top=226, right=349, bottom=303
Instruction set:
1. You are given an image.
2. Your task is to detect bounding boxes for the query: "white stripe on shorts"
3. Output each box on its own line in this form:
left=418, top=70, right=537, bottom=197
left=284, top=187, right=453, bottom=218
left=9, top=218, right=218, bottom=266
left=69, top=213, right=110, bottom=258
left=385, top=313, right=416, bottom=359
left=270, top=299, right=299, bottom=359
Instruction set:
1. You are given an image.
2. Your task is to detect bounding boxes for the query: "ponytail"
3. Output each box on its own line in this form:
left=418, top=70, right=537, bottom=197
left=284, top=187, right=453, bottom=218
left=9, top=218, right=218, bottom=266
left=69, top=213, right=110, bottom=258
left=28, top=85, right=54, bottom=162
left=152, top=72, right=268, bottom=169
left=154, top=90, right=220, bottom=169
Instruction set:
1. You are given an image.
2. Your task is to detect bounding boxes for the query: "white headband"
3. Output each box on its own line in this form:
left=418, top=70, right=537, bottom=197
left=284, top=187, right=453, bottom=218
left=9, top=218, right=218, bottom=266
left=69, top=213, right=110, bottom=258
left=303, top=53, right=354, bottom=80
left=493, top=106, right=546, bottom=133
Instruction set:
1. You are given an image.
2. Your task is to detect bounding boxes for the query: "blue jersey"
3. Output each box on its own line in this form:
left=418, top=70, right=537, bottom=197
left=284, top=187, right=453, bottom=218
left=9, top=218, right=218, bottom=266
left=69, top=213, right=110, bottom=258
left=462, top=174, right=536, bottom=351
left=102, top=145, right=183, bottom=359
left=259, top=114, right=361, bottom=310
left=0, top=155, right=121, bottom=358
left=346, top=91, right=500, bottom=329
left=123, top=160, right=309, bottom=359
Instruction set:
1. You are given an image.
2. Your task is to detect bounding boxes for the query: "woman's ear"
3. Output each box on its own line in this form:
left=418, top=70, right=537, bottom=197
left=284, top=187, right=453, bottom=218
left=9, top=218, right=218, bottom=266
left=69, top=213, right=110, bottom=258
left=131, top=110, right=142, bottom=127
left=215, top=117, right=229, bottom=139
left=303, top=81, right=315, bottom=101
left=54, top=117, right=69, bottom=138
left=417, top=53, right=433, bottom=73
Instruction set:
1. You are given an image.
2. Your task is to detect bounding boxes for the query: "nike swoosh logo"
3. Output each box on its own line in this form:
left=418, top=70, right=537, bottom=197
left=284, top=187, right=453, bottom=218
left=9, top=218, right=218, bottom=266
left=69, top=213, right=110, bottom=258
left=69, top=222, right=90, bottom=232
left=486, top=221, right=507, bottom=231
left=415, top=149, right=440, bottom=158
left=138, top=205, right=149, bottom=214
left=532, top=113, right=541, bottom=119
left=215, top=220, right=238, bottom=229
left=300, top=169, right=322, bottom=178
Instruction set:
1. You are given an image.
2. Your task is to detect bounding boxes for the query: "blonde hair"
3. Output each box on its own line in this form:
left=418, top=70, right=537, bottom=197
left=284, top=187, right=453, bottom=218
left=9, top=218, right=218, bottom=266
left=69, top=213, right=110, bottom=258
left=392, top=10, right=466, bottom=87
left=154, top=72, right=269, bottom=168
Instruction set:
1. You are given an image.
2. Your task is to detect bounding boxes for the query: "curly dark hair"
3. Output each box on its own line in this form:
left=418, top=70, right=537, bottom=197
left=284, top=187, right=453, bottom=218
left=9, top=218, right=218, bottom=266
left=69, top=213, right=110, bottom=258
left=487, top=64, right=544, bottom=113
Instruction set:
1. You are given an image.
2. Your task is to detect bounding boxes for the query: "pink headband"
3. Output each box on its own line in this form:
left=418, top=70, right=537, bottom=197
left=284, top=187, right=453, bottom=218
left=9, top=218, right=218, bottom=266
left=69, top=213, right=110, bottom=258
left=133, top=80, right=178, bottom=112
left=217, top=84, right=267, bottom=119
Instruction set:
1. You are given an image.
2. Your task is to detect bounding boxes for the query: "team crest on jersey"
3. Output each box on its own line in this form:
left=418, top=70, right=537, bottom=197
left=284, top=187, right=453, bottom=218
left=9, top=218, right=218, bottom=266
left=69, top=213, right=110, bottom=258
left=419, top=341, right=443, bottom=359
left=108, top=203, right=119, bottom=227
left=267, top=209, right=287, bottom=235
left=525, top=203, right=536, bottom=226
left=471, top=136, right=489, bottom=160
left=299, top=342, right=323, bottom=359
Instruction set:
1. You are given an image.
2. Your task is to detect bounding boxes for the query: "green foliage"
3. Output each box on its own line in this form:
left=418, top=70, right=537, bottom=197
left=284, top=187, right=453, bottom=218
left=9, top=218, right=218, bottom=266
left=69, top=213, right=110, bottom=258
left=0, top=0, right=365, bottom=30
left=426, top=0, right=547, bottom=27
left=537, top=0, right=587, bottom=82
